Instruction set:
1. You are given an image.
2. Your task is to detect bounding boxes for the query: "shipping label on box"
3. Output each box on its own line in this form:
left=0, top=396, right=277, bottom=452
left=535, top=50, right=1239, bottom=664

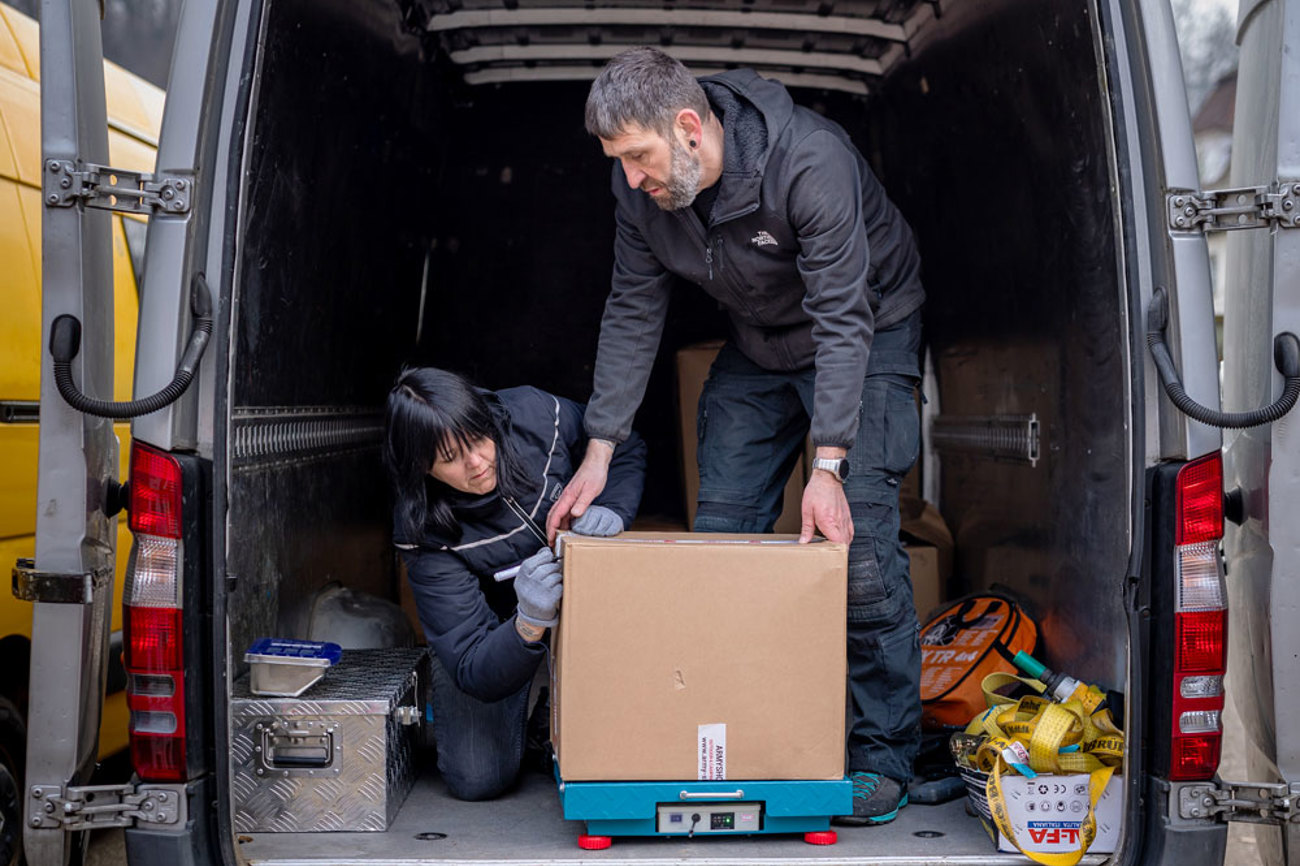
left=975, top=771, right=1125, bottom=856
left=551, top=533, right=848, bottom=782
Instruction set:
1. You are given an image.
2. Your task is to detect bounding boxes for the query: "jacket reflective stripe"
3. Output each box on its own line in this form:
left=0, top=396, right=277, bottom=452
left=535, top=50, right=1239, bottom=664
left=448, top=396, right=561, bottom=553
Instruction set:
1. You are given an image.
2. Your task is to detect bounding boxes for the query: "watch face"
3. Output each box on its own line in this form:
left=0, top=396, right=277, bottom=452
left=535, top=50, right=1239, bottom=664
left=815, top=458, right=850, bottom=481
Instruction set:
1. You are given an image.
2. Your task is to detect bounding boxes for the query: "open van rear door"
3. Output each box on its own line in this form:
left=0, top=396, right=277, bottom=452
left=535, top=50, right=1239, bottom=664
left=13, top=1, right=118, bottom=864
left=1118, top=0, right=1300, bottom=857
left=18, top=0, right=212, bottom=856
left=1220, top=0, right=1300, bottom=862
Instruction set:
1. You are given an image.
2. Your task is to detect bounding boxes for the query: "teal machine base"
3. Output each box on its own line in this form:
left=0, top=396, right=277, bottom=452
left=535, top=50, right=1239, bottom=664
left=555, top=773, right=852, bottom=848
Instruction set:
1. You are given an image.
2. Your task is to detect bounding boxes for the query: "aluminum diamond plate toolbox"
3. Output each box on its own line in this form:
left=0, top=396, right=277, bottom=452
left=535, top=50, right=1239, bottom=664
left=231, top=647, right=429, bottom=832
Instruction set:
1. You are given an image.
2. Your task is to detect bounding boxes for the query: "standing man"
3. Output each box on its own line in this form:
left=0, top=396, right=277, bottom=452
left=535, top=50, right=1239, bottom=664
left=547, top=47, right=926, bottom=825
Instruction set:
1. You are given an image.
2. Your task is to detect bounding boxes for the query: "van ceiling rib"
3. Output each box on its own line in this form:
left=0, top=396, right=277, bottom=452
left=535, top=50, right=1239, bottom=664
left=463, top=64, right=871, bottom=94
left=449, top=42, right=904, bottom=76
left=427, top=8, right=913, bottom=41
left=421, top=0, right=945, bottom=94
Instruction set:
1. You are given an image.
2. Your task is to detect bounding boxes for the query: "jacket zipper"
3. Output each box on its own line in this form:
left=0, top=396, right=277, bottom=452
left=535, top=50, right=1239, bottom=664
left=680, top=200, right=762, bottom=319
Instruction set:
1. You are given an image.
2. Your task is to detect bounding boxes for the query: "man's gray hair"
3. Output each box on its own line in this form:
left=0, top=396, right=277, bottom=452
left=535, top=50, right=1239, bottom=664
left=585, top=47, right=711, bottom=140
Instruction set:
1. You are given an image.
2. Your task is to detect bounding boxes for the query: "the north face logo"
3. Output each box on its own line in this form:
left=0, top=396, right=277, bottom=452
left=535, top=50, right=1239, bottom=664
left=751, top=230, right=778, bottom=247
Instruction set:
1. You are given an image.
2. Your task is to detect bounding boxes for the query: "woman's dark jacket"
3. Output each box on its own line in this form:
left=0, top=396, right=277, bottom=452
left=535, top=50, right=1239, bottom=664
left=394, top=386, right=646, bottom=701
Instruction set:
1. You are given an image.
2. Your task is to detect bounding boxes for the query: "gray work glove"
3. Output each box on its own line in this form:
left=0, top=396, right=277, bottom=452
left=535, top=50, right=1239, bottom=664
left=514, top=546, right=562, bottom=628
left=570, top=504, right=624, bottom=537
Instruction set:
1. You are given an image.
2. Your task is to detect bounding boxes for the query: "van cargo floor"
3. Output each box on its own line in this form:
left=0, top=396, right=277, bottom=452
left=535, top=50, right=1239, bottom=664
left=236, top=769, right=1112, bottom=864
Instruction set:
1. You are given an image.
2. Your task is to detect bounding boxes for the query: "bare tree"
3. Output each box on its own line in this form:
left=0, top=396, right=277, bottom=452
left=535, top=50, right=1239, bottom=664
left=1171, top=0, right=1239, bottom=114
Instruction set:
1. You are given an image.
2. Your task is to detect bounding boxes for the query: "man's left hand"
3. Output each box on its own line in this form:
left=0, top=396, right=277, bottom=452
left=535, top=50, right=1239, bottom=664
left=800, top=471, right=854, bottom=544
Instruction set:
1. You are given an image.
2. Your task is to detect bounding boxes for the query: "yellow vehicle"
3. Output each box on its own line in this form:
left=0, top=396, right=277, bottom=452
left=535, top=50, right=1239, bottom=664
left=0, top=2, right=161, bottom=856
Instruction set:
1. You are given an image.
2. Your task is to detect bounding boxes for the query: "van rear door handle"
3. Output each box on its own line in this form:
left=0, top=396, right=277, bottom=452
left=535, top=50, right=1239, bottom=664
left=1147, top=287, right=1300, bottom=428
left=49, top=272, right=213, bottom=419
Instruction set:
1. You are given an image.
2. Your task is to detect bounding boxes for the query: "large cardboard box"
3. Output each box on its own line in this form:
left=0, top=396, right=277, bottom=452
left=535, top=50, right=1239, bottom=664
left=902, top=500, right=953, bottom=623
left=677, top=342, right=805, bottom=532
left=551, top=532, right=848, bottom=781
left=906, top=543, right=942, bottom=622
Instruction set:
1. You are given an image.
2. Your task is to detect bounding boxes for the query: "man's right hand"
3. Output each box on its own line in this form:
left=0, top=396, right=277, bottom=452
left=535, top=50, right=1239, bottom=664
left=547, top=439, right=615, bottom=542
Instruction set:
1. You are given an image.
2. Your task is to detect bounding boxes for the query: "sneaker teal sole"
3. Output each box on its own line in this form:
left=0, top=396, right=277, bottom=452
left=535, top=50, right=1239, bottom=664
left=832, top=793, right=909, bottom=827
left=863, top=792, right=908, bottom=825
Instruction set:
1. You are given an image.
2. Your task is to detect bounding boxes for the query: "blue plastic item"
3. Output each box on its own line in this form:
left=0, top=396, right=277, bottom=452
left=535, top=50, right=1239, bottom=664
left=246, top=638, right=344, bottom=662
left=555, top=769, right=852, bottom=842
left=246, top=638, right=344, bottom=663
left=244, top=638, right=343, bottom=696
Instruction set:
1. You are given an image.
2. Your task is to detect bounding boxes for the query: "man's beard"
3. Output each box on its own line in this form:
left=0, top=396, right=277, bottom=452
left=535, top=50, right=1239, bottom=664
left=652, top=138, right=703, bottom=211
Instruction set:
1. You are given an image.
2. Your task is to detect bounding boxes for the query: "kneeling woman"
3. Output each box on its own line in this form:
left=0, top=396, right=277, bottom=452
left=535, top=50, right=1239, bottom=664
left=384, top=367, right=646, bottom=800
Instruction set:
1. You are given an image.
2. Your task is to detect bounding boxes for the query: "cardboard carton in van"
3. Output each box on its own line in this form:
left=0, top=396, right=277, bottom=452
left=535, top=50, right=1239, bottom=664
left=21, top=0, right=1300, bottom=864
left=550, top=533, right=847, bottom=782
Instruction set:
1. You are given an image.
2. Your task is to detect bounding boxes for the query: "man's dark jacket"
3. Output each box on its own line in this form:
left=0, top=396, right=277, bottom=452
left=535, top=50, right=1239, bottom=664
left=585, top=69, right=925, bottom=449
left=395, top=387, right=646, bottom=701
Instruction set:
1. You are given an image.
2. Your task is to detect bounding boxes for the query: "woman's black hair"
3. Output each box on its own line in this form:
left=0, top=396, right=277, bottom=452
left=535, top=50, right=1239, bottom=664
left=384, top=367, right=533, bottom=542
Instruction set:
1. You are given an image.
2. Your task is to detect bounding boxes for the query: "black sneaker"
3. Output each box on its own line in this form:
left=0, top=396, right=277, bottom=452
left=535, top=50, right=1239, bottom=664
left=833, top=771, right=908, bottom=826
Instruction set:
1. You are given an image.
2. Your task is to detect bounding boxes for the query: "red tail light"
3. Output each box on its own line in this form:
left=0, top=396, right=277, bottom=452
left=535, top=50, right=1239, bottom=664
left=124, top=441, right=188, bottom=782
left=1175, top=453, right=1224, bottom=545
left=125, top=607, right=184, bottom=670
left=1172, top=736, right=1223, bottom=780
left=129, top=444, right=183, bottom=538
left=1169, top=452, right=1227, bottom=781
left=1175, top=610, right=1227, bottom=673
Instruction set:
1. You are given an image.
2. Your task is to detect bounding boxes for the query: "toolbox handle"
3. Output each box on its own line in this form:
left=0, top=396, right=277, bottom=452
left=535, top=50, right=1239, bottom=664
left=260, top=728, right=336, bottom=771
left=267, top=750, right=332, bottom=768
left=679, top=790, right=745, bottom=800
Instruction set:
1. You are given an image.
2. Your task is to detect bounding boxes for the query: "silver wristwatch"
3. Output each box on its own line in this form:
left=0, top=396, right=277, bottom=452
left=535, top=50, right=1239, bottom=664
left=810, top=456, right=851, bottom=483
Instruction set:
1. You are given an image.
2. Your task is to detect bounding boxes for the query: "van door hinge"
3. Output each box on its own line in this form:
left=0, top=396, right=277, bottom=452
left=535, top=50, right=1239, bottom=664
left=27, top=783, right=186, bottom=831
left=12, top=558, right=111, bottom=605
left=43, top=159, right=192, bottom=215
left=1167, top=183, right=1300, bottom=232
left=1178, top=780, right=1300, bottom=826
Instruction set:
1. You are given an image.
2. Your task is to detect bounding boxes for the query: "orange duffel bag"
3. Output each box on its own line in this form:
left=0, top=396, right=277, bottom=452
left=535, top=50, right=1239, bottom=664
left=919, top=594, right=1040, bottom=730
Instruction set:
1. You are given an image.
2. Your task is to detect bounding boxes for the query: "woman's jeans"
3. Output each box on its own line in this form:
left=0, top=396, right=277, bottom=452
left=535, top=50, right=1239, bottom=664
left=428, top=656, right=532, bottom=800
left=694, top=308, right=924, bottom=783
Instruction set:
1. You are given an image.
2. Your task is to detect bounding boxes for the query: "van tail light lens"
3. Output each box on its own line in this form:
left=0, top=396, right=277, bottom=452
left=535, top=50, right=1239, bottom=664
left=124, top=441, right=187, bottom=782
left=1170, top=452, right=1227, bottom=781
left=1175, top=454, right=1223, bottom=545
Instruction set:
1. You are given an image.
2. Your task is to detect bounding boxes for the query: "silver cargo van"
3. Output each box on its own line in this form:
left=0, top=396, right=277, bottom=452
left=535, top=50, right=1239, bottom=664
left=18, top=0, right=1300, bottom=864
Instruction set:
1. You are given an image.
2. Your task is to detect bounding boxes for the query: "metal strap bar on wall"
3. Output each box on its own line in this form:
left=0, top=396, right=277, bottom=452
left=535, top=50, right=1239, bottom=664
left=462, top=65, right=872, bottom=95
left=930, top=413, right=1040, bottom=467
left=231, top=408, right=384, bottom=471
left=427, top=8, right=912, bottom=40
left=447, top=43, right=902, bottom=77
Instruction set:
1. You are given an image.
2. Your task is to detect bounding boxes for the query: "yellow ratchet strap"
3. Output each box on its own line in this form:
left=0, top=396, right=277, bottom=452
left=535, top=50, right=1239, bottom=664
left=971, top=674, right=1124, bottom=865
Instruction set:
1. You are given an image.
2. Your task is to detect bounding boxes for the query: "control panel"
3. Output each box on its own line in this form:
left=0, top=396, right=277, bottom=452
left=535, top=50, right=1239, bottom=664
left=654, top=802, right=763, bottom=835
